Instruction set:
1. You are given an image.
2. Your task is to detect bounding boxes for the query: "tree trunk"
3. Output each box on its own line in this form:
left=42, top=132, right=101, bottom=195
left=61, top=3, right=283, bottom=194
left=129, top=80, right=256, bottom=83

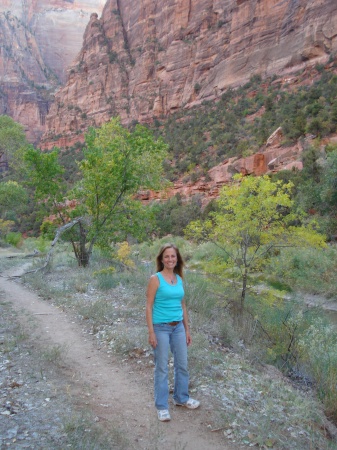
left=75, top=220, right=90, bottom=267
left=234, top=269, right=247, bottom=327
left=240, top=271, right=247, bottom=316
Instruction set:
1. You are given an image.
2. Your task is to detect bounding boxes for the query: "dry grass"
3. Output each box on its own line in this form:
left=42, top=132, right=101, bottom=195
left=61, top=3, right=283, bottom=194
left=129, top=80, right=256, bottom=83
left=18, top=243, right=337, bottom=450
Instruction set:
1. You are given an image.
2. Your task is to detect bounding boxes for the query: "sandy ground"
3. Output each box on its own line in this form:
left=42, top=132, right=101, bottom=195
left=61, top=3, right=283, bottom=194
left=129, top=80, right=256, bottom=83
left=0, top=261, right=236, bottom=450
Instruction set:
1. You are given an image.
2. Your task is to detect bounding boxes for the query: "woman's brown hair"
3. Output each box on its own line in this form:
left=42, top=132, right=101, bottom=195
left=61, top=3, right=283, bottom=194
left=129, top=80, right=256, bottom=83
left=156, top=243, right=184, bottom=278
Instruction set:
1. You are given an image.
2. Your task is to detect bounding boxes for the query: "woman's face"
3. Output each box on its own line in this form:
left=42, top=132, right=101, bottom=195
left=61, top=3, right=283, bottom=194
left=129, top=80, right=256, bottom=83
left=162, top=247, right=177, bottom=270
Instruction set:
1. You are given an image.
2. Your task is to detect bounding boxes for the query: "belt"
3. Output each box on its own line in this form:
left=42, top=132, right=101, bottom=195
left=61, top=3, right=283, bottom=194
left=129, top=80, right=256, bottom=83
left=166, top=321, right=181, bottom=326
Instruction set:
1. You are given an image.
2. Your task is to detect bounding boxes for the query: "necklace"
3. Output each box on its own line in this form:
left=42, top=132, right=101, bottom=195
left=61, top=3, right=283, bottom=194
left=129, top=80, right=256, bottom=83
left=164, top=274, right=177, bottom=284
left=162, top=270, right=176, bottom=284
left=170, top=274, right=176, bottom=284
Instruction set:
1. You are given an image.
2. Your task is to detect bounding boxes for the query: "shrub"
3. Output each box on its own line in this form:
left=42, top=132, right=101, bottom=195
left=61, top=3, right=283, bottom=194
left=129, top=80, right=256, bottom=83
left=40, top=220, right=57, bottom=240
left=109, top=51, right=118, bottom=63
left=116, top=241, right=135, bottom=268
left=0, top=220, right=15, bottom=237
left=298, top=320, right=337, bottom=422
left=265, top=247, right=337, bottom=298
left=5, top=232, right=22, bottom=247
left=93, top=267, right=119, bottom=290
left=194, top=83, right=201, bottom=94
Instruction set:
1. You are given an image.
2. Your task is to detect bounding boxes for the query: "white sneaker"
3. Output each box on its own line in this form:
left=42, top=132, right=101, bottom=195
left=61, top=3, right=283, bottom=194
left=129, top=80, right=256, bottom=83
left=157, top=409, right=171, bottom=421
left=173, top=398, right=200, bottom=409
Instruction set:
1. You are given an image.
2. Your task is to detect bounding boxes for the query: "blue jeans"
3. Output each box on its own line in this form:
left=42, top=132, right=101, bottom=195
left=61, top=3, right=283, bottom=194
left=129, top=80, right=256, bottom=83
left=153, top=321, right=189, bottom=410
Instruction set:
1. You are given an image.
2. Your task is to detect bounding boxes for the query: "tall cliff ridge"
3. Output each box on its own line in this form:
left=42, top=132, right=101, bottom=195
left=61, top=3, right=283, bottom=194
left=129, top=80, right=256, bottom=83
left=41, top=0, right=337, bottom=148
left=0, top=0, right=105, bottom=143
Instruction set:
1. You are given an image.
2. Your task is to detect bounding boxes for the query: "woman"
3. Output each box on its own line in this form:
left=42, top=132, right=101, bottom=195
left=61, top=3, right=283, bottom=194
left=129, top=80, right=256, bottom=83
left=146, top=243, right=200, bottom=422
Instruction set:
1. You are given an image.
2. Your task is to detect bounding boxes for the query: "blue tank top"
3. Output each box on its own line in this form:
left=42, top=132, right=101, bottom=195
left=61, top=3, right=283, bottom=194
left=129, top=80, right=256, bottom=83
left=152, top=272, right=185, bottom=324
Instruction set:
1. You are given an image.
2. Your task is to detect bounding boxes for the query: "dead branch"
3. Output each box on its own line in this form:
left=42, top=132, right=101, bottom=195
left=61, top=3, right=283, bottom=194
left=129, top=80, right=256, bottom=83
left=14, top=217, right=83, bottom=276
left=6, top=250, right=41, bottom=259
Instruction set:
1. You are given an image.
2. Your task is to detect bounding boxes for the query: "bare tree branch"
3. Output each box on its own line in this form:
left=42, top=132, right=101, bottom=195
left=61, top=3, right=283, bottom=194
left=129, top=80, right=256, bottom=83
left=10, top=217, right=83, bottom=277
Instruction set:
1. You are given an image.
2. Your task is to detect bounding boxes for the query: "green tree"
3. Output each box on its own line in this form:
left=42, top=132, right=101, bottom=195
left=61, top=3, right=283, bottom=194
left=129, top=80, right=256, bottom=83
left=330, top=100, right=337, bottom=131
left=0, top=180, right=27, bottom=216
left=0, top=115, right=29, bottom=174
left=185, top=175, right=326, bottom=321
left=295, top=145, right=322, bottom=214
left=150, top=194, right=203, bottom=237
left=24, top=146, right=68, bottom=239
left=25, top=117, right=168, bottom=267
left=0, top=180, right=27, bottom=236
left=320, top=149, right=337, bottom=236
left=24, top=147, right=65, bottom=206
left=307, top=117, right=328, bottom=137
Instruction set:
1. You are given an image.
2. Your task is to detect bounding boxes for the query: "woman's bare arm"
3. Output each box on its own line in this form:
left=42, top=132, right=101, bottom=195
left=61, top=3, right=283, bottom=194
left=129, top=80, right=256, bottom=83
left=182, top=300, right=192, bottom=346
left=146, top=275, right=159, bottom=348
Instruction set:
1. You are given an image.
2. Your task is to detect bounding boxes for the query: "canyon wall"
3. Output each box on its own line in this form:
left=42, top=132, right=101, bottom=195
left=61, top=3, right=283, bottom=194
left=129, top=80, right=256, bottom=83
left=0, top=1, right=105, bottom=142
left=41, top=0, right=337, bottom=148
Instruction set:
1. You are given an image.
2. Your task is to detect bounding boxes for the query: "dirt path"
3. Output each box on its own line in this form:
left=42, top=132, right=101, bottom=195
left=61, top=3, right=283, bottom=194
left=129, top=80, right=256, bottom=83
left=1, top=263, right=235, bottom=450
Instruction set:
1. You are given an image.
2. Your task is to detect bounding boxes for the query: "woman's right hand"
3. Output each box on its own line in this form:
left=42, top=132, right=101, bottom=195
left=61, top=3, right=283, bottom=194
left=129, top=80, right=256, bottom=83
left=148, top=331, right=157, bottom=348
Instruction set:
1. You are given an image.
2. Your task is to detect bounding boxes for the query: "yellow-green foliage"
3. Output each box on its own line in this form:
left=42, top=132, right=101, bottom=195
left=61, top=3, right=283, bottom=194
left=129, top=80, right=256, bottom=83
left=187, top=175, right=326, bottom=267
left=116, top=241, right=135, bottom=268
left=4, top=231, right=22, bottom=247
left=93, top=266, right=116, bottom=276
left=40, top=220, right=58, bottom=240
left=0, top=219, right=15, bottom=235
left=78, top=117, right=168, bottom=222
left=185, top=175, right=327, bottom=315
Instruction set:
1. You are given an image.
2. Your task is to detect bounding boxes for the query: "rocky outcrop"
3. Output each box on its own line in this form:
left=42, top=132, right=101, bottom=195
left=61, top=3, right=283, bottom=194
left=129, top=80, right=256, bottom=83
left=41, top=0, right=337, bottom=148
left=0, top=1, right=105, bottom=143
left=138, top=128, right=307, bottom=206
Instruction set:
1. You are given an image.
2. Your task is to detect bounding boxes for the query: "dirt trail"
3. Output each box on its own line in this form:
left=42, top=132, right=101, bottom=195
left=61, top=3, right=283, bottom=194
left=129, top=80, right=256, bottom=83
left=0, top=263, right=234, bottom=450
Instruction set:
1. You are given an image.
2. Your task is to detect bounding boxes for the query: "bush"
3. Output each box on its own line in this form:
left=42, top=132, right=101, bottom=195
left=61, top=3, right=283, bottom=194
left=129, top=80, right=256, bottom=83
left=149, top=194, right=204, bottom=237
left=40, top=220, right=58, bottom=240
left=93, top=268, right=119, bottom=291
left=298, top=320, right=337, bottom=422
left=21, top=236, right=51, bottom=253
left=5, top=232, right=22, bottom=248
left=264, top=247, right=337, bottom=298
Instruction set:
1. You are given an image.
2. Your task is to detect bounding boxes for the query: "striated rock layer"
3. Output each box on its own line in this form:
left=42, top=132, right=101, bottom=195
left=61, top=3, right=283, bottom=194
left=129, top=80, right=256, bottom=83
left=41, top=0, right=337, bottom=148
left=0, top=1, right=105, bottom=143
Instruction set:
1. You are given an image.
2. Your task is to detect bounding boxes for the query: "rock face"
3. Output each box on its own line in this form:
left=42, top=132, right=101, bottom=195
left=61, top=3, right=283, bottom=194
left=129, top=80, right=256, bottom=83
left=0, top=1, right=105, bottom=143
left=41, top=0, right=337, bottom=147
left=138, top=128, right=307, bottom=206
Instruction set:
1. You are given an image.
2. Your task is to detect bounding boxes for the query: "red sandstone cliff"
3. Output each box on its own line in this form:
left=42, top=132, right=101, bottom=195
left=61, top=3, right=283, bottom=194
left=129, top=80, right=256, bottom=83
left=0, top=0, right=105, bottom=143
left=41, top=0, right=337, bottom=148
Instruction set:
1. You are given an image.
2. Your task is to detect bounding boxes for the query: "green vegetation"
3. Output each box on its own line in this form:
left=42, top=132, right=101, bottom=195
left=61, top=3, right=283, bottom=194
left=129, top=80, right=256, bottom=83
left=0, top=116, right=30, bottom=239
left=24, top=117, right=168, bottom=266
left=152, top=68, right=337, bottom=181
left=18, top=238, right=337, bottom=448
left=2, top=61, right=337, bottom=446
left=0, top=181, right=27, bottom=239
left=58, top=143, right=85, bottom=186
left=150, top=193, right=207, bottom=237
left=0, top=115, right=29, bottom=173
left=4, top=231, right=22, bottom=247
left=265, top=246, right=337, bottom=298
left=186, top=175, right=326, bottom=319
